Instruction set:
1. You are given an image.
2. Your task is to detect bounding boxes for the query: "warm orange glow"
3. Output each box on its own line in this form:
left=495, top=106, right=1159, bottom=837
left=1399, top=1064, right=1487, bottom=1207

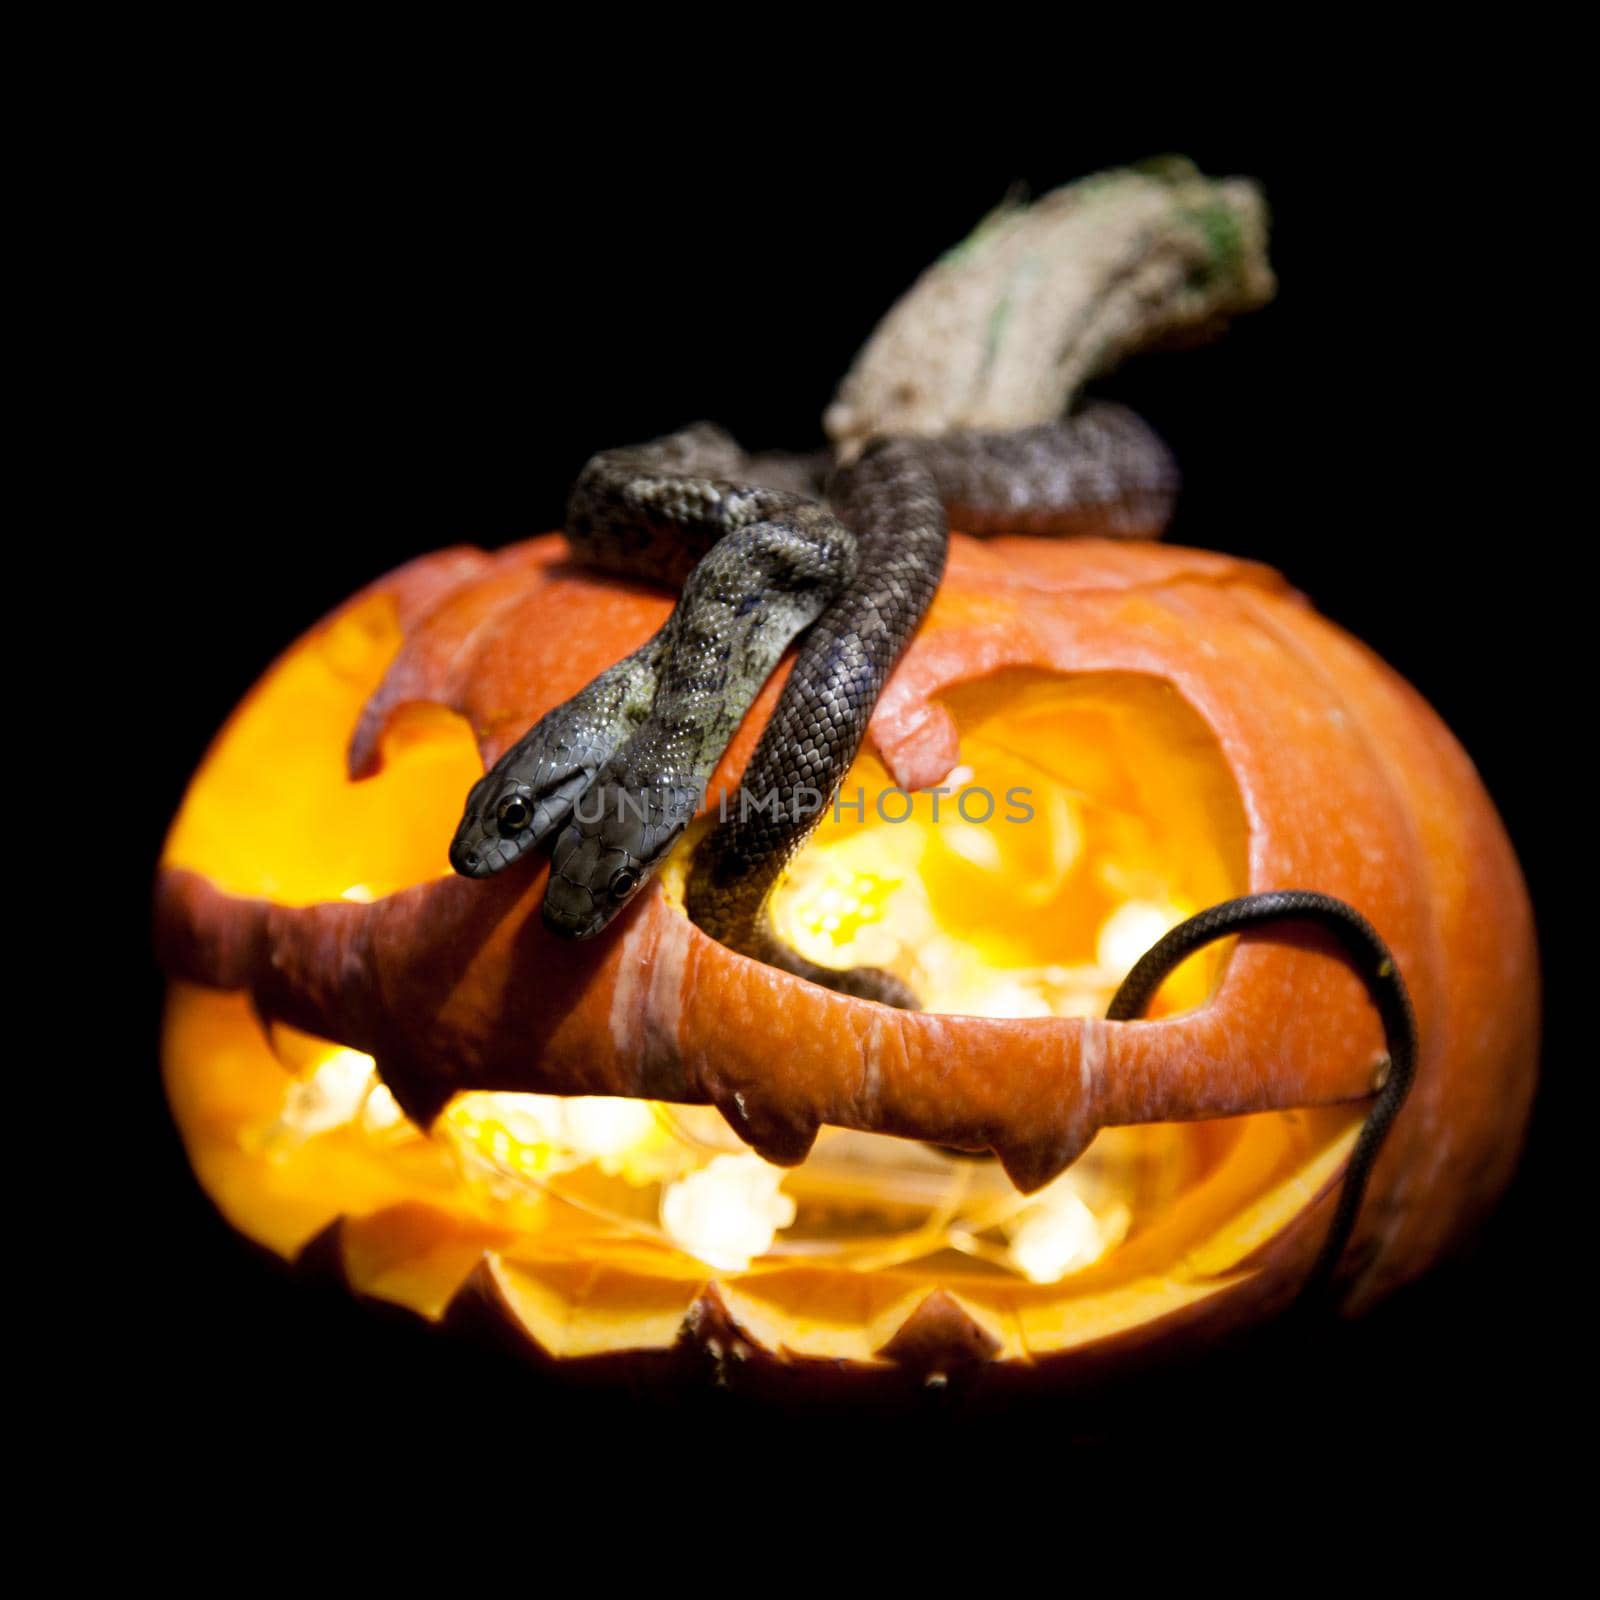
left=159, top=597, right=1370, bottom=1359
left=162, top=595, right=483, bottom=904
left=757, top=672, right=1246, bottom=1019
left=165, top=983, right=1359, bottom=1355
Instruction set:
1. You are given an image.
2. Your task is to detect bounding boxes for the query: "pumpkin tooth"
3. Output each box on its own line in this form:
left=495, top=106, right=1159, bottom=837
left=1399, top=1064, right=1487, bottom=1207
left=703, top=1083, right=820, bottom=1169
left=680, top=1285, right=762, bottom=1373
left=994, top=1128, right=1099, bottom=1196
left=878, top=1291, right=1004, bottom=1371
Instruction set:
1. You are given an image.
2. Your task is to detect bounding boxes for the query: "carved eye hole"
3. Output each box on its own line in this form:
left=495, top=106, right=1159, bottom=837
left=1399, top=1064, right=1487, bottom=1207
left=496, top=795, right=533, bottom=836
left=608, top=867, right=639, bottom=899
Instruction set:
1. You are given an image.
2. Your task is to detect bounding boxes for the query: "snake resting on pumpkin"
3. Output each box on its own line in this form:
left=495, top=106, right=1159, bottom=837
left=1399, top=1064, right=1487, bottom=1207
left=448, top=158, right=1283, bottom=1002
left=448, top=406, right=1176, bottom=1006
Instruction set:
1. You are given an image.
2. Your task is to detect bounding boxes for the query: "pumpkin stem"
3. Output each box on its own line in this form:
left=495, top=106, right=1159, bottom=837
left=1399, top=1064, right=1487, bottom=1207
left=825, top=156, right=1276, bottom=456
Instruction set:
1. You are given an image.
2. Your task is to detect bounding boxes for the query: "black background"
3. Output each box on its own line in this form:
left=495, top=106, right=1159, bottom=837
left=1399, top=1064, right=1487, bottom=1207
left=113, top=95, right=1566, bottom=1491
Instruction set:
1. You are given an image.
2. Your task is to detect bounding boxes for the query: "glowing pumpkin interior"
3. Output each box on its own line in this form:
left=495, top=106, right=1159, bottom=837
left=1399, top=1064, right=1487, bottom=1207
left=162, top=593, right=1361, bottom=1360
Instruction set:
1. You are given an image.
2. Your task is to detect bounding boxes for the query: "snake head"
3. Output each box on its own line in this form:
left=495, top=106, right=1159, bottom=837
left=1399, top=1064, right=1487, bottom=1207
left=542, top=779, right=701, bottom=938
left=449, top=737, right=600, bottom=879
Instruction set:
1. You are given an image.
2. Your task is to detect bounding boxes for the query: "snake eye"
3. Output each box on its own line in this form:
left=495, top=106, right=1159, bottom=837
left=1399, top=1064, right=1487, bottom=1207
left=495, top=794, right=533, bottom=836
left=608, top=867, right=639, bottom=899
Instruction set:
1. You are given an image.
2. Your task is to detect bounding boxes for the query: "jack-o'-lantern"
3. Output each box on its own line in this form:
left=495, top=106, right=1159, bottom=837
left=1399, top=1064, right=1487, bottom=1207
left=154, top=528, right=1537, bottom=1394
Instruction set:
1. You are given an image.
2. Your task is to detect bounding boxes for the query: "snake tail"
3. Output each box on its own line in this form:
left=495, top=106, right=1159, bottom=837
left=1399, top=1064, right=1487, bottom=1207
left=1106, top=889, right=1418, bottom=1303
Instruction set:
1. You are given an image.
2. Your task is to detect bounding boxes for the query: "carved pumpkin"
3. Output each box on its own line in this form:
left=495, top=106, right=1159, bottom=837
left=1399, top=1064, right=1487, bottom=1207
left=154, top=528, right=1536, bottom=1389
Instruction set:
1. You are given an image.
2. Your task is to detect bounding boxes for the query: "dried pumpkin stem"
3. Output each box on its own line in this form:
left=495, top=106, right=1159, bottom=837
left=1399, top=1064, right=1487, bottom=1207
left=826, top=155, right=1275, bottom=457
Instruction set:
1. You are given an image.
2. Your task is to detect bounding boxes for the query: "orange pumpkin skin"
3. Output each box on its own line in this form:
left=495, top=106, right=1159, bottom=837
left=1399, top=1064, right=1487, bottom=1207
left=156, top=531, right=1537, bottom=1367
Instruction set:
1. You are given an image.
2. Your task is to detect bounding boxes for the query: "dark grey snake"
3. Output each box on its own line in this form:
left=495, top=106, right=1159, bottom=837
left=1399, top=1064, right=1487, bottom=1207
left=448, top=403, right=1178, bottom=1006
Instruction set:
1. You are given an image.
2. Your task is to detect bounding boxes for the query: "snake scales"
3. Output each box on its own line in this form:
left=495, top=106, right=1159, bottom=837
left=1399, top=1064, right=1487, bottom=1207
left=449, top=406, right=1178, bottom=1005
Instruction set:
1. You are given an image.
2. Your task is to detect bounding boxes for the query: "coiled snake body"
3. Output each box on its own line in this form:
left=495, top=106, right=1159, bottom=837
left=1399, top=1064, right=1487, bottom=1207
left=449, top=405, right=1177, bottom=1004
